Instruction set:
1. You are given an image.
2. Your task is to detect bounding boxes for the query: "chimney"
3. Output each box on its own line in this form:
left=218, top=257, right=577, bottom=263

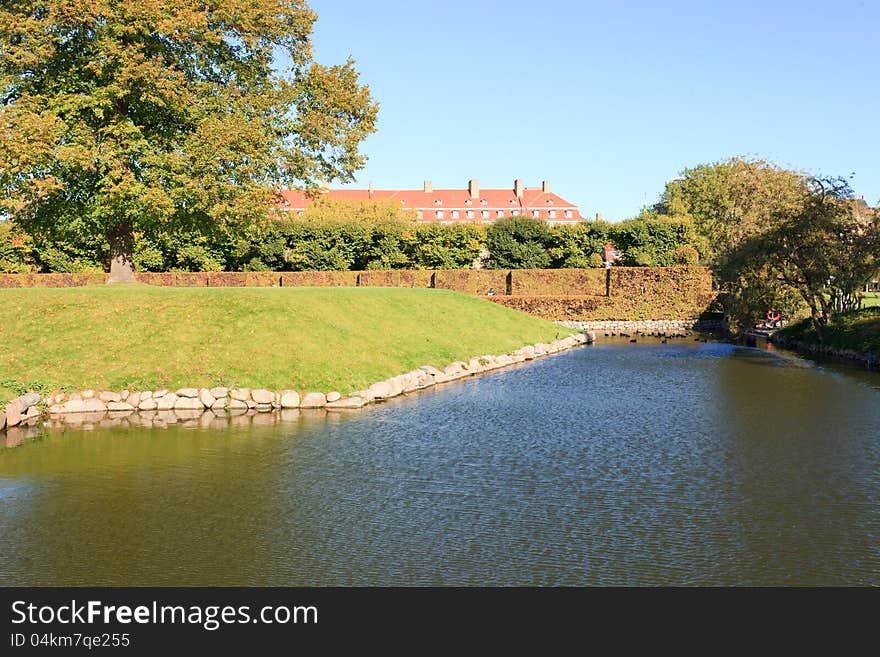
left=542, top=180, right=550, bottom=193
left=468, top=179, right=480, bottom=199
left=423, top=180, right=433, bottom=193
left=368, top=181, right=374, bottom=199
left=596, top=212, right=603, bottom=222
left=514, top=178, right=524, bottom=199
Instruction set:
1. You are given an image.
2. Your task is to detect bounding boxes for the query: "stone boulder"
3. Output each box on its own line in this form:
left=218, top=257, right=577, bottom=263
left=5, top=400, right=22, bottom=428
left=300, top=392, right=327, bottom=408
left=176, top=388, right=199, bottom=398
left=199, top=389, right=216, bottom=408
left=156, top=393, right=179, bottom=411
left=138, top=398, right=158, bottom=411
left=210, top=387, right=228, bottom=399
left=279, top=391, right=300, bottom=408
left=230, top=388, right=251, bottom=402
left=326, top=392, right=341, bottom=403
left=99, top=391, right=122, bottom=403
left=251, top=389, right=274, bottom=405
left=174, top=396, right=204, bottom=411
left=366, top=381, right=393, bottom=400
left=326, top=396, right=366, bottom=409
left=19, top=392, right=42, bottom=409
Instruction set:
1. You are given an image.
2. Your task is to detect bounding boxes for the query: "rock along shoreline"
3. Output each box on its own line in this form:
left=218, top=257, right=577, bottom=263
left=1, top=332, right=594, bottom=439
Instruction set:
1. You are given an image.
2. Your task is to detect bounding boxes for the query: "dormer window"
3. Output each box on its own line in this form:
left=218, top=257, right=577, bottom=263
left=509, top=199, right=515, bottom=204
left=465, top=199, right=472, bottom=205
left=480, top=199, right=487, bottom=205
left=546, top=199, right=553, bottom=204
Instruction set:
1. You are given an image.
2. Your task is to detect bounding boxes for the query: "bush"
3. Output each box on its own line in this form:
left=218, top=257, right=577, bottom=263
left=672, top=245, right=700, bottom=265
left=486, top=216, right=552, bottom=269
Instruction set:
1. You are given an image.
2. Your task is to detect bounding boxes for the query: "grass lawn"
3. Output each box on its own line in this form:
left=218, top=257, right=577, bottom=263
left=776, top=306, right=880, bottom=355
left=862, top=292, right=880, bottom=308
left=0, top=285, right=573, bottom=397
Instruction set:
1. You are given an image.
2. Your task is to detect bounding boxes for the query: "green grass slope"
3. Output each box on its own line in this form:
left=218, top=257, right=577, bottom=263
left=0, top=286, right=574, bottom=395
left=776, top=307, right=880, bottom=356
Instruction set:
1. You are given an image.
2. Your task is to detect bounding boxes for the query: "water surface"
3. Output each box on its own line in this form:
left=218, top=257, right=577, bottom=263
left=1, top=340, right=878, bottom=585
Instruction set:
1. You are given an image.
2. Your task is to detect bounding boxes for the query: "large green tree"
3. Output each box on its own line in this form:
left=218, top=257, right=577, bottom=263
left=658, top=158, right=879, bottom=332
left=722, top=178, right=880, bottom=334
left=0, top=0, right=378, bottom=281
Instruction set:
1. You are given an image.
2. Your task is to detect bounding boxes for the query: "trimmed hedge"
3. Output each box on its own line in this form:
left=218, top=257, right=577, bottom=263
left=488, top=296, right=603, bottom=320
left=0, top=267, right=717, bottom=320
left=281, top=271, right=358, bottom=287
left=357, top=270, right=435, bottom=288
left=434, top=270, right=509, bottom=296
left=0, top=273, right=107, bottom=287
left=511, top=269, right=607, bottom=296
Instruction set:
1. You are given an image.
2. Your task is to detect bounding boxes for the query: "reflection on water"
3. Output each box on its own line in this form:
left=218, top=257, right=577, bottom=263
left=1, top=340, right=878, bottom=585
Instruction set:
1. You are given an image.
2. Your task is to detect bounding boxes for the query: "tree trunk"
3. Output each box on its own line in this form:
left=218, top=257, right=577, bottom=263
left=108, top=223, right=135, bottom=283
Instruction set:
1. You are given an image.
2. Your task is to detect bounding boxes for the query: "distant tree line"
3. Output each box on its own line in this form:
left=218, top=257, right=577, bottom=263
left=0, top=201, right=704, bottom=274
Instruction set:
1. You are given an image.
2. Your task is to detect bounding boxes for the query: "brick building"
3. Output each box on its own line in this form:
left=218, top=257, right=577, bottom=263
left=277, top=179, right=583, bottom=225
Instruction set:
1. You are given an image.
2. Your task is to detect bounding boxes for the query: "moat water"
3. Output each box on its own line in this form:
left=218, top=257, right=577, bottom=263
left=1, top=340, right=878, bottom=585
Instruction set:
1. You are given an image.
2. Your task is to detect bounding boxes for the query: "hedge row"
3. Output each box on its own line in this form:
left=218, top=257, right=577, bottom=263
left=0, top=272, right=108, bottom=288
left=0, top=267, right=715, bottom=318
left=511, top=268, right=607, bottom=296
left=489, top=292, right=716, bottom=321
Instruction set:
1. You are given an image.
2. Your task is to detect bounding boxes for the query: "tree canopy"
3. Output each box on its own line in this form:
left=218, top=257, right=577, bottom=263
left=0, top=0, right=378, bottom=280
left=655, top=157, right=880, bottom=332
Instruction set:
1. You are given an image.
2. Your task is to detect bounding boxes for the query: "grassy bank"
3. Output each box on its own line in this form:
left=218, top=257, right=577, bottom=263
left=775, top=307, right=880, bottom=356
left=0, top=286, right=573, bottom=397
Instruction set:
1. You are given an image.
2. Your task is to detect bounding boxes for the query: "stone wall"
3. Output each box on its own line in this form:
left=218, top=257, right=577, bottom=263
left=2, top=333, right=593, bottom=442
left=557, top=319, right=726, bottom=335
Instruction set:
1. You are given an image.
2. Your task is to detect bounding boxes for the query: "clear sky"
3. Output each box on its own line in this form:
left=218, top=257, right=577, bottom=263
left=305, top=0, right=879, bottom=221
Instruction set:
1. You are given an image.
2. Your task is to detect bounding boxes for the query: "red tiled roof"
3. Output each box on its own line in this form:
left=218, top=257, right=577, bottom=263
left=276, top=186, right=583, bottom=222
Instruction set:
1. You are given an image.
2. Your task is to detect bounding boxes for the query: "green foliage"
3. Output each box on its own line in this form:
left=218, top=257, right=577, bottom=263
left=720, top=177, right=880, bottom=333
left=0, top=1, right=378, bottom=279
left=486, top=217, right=553, bottom=269
left=776, top=307, right=880, bottom=356
left=0, top=221, right=34, bottom=273
left=405, top=224, right=484, bottom=269
left=672, top=245, right=700, bottom=265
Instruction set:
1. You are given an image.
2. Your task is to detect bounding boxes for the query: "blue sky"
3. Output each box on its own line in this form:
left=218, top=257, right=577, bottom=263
left=305, top=0, right=879, bottom=221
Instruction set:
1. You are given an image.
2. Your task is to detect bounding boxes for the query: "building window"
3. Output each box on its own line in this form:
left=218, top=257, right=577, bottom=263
left=465, top=199, right=472, bottom=205
left=546, top=199, right=553, bottom=204
left=549, top=210, right=556, bottom=218
left=532, top=210, right=540, bottom=218
left=296, top=210, right=303, bottom=216
left=480, top=199, right=488, bottom=205
left=436, top=210, right=444, bottom=219
left=481, top=210, right=489, bottom=219
left=417, top=211, right=423, bottom=220
left=466, top=210, right=474, bottom=219
left=564, top=210, right=572, bottom=218
left=512, top=209, right=520, bottom=216
left=434, top=199, right=442, bottom=205
left=451, top=210, right=459, bottom=218
left=496, top=210, right=504, bottom=218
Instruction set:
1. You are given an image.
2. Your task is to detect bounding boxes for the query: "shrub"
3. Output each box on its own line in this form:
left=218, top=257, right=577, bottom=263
left=486, top=216, right=552, bottom=269
left=672, top=245, right=700, bottom=265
